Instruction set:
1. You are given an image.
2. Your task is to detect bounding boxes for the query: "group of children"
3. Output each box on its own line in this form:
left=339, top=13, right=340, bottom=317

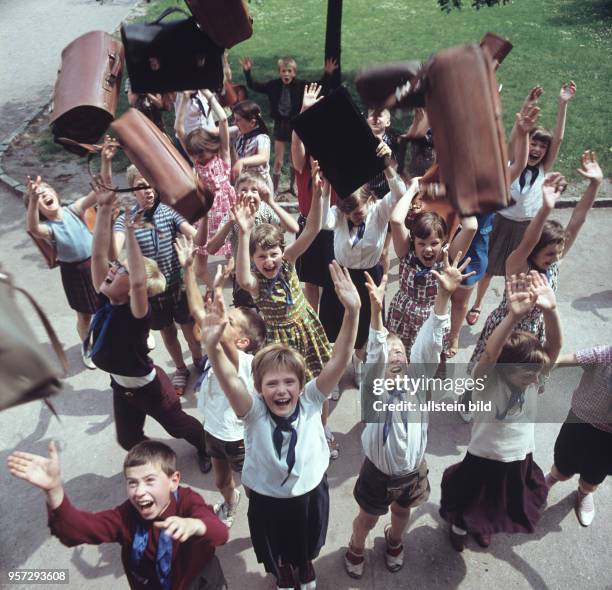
left=9, top=49, right=610, bottom=590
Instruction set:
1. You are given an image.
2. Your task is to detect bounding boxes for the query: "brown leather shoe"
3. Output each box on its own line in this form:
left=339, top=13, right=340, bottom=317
left=449, top=528, right=467, bottom=552
left=474, top=532, right=491, bottom=548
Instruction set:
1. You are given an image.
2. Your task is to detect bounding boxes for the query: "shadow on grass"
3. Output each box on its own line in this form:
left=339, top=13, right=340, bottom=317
left=546, top=0, right=612, bottom=28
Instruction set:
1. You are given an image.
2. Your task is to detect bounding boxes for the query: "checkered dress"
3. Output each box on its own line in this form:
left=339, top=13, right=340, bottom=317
left=255, top=260, right=331, bottom=380
left=387, top=252, right=448, bottom=358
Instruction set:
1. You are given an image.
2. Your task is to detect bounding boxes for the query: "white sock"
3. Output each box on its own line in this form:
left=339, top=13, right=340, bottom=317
left=452, top=524, right=467, bottom=536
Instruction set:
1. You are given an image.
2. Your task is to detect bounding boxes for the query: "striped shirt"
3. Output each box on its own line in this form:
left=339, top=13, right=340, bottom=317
left=114, top=203, right=187, bottom=288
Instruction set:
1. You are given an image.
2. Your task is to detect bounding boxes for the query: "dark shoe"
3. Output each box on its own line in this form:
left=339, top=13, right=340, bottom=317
left=449, top=528, right=466, bottom=552
left=276, top=564, right=295, bottom=589
left=474, top=532, right=491, bottom=548
left=298, top=560, right=316, bottom=584
left=197, top=449, right=212, bottom=474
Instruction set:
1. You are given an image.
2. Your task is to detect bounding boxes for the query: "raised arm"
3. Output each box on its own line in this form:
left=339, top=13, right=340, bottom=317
left=505, top=173, right=565, bottom=276
left=91, top=177, right=116, bottom=291
left=508, top=86, right=543, bottom=161
left=25, top=176, right=51, bottom=239
left=365, top=271, right=387, bottom=332
left=205, top=216, right=233, bottom=255
left=563, top=150, right=602, bottom=256
left=316, top=262, right=361, bottom=395
left=389, top=177, right=420, bottom=258
left=124, top=211, right=149, bottom=319
left=259, top=182, right=300, bottom=233
left=240, top=57, right=269, bottom=93
left=291, top=83, right=323, bottom=173
left=542, top=81, right=576, bottom=172
left=175, top=234, right=206, bottom=325
left=448, top=216, right=477, bottom=263
left=234, top=198, right=259, bottom=295
left=507, top=105, right=540, bottom=184
left=174, top=92, right=190, bottom=148
left=202, top=89, right=230, bottom=164
left=530, top=270, right=562, bottom=363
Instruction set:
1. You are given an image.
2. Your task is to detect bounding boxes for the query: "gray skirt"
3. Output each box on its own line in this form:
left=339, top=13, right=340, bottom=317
left=487, top=215, right=531, bottom=276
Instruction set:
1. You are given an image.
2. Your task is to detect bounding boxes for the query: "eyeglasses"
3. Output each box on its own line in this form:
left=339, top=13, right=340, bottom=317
left=109, top=261, right=129, bottom=276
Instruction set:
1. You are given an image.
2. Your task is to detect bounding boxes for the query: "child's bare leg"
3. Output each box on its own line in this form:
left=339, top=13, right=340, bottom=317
left=351, top=508, right=379, bottom=552
left=273, top=140, right=286, bottom=193
left=180, top=321, right=204, bottom=364
left=471, top=272, right=492, bottom=312
left=388, top=502, right=411, bottom=545
left=578, top=479, right=599, bottom=494
left=303, top=282, right=320, bottom=312
left=449, top=285, right=474, bottom=355
left=160, top=323, right=186, bottom=369
left=76, top=312, right=91, bottom=341
left=212, top=457, right=237, bottom=504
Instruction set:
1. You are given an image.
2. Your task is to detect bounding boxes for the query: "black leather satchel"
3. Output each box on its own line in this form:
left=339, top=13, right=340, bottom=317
left=121, top=7, right=224, bottom=93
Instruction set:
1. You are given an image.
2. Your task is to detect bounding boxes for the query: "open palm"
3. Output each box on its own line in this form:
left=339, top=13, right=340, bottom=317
left=7, top=441, right=61, bottom=491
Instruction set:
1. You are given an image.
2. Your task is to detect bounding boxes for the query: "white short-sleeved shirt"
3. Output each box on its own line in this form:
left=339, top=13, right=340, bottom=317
left=198, top=351, right=253, bottom=442
left=241, top=379, right=329, bottom=498
left=361, top=310, right=449, bottom=476
left=499, top=164, right=545, bottom=222
left=175, top=92, right=217, bottom=136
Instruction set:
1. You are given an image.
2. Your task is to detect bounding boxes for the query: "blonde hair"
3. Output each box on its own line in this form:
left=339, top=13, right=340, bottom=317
left=277, top=57, right=297, bottom=71
left=142, top=257, right=166, bottom=297
left=235, top=171, right=267, bottom=192
left=252, top=343, right=306, bottom=392
left=250, top=223, right=285, bottom=256
left=126, top=165, right=147, bottom=190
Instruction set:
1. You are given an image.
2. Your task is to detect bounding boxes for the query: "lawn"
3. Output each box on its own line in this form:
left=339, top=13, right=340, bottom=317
left=41, top=0, right=612, bottom=180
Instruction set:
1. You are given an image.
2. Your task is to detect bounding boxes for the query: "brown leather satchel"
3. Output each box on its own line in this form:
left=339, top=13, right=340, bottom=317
left=111, top=108, right=213, bottom=222
left=424, top=44, right=510, bottom=216
left=27, top=231, right=58, bottom=269
left=49, top=31, right=124, bottom=156
left=184, top=0, right=253, bottom=48
left=480, top=32, right=513, bottom=65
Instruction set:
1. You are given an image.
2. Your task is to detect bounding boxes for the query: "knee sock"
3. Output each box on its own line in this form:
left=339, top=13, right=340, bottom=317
left=273, top=173, right=281, bottom=194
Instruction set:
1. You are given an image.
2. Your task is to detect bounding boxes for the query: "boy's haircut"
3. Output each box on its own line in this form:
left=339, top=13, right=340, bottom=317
left=185, top=128, right=220, bottom=156
left=278, top=57, right=297, bottom=71
left=123, top=440, right=177, bottom=476
left=368, top=108, right=391, bottom=124
left=126, top=165, right=144, bottom=189
left=530, top=219, right=565, bottom=258
left=386, top=333, right=406, bottom=351
left=252, top=343, right=306, bottom=392
left=142, top=257, right=167, bottom=297
left=233, top=100, right=269, bottom=135
left=337, top=186, right=374, bottom=214
left=23, top=182, right=62, bottom=221
left=498, top=330, right=550, bottom=367
left=530, top=127, right=553, bottom=148
left=236, top=170, right=266, bottom=191
left=236, top=306, right=267, bottom=353
left=409, top=211, right=448, bottom=241
left=249, top=223, right=285, bottom=256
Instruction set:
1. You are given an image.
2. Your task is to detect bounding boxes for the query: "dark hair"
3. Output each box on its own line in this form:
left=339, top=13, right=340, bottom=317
left=337, top=186, right=374, bottom=214
left=236, top=307, right=267, bottom=353
left=498, top=330, right=550, bottom=367
left=529, top=127, right=553, bottom=149
left=123, top=441, right=177, bottom=477
left=233, top=100, right=269, bottom=135
left=530, top=219, right=565, bottom=259
left=409, top=211, right=448, bottom=241
left=249, top=223, right=285, bottom=256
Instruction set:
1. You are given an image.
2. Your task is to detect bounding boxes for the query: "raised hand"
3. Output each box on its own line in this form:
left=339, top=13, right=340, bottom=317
left=515, top=105, right=540, bottom=134
left=364, top=271, right=387, bottom=310
left=154, top=516, right=205, bottom=543
left=324, top=57, right=339, bottom=75
left=529, top=270, right=557, bottom=311
left=26, top=175, right=43, bottom=200
left=212, top=259, right=235, bottom=291
left=90, top=174, right=116, bottom=208
left=577, top=150, right=603, bottom=183
left=506, top=273, right=537, bottom=318
left=329, top=261, right=361, bottom=314
left=541, top=172, right=566, bottom=209
left=376, top=140, right=392, bottom=161
left=301, top=83, right=322, bottom=112
left=430, top=249, right=475, bottom=294
left=101, top=135, right=118, bottom=162
left=239, top=57, right=252, bottom=72
left=7, top=440, right=62, bottom=492
left=256, top=179, right=272, bottom=203
left=559, top=80, right=576, bottom=103
left=232, top=197, right=256, bottom=234
left=200, top=301, right=228, bottom=350
left=231, top=159, right=244, bottom=183
left=523, top=85, right=543, bottom=110
left=174, top=234, right=196, bottom=268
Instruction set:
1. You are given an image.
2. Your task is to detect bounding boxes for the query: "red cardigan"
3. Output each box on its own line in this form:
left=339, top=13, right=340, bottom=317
left=47, top=486, right=228, bottom=590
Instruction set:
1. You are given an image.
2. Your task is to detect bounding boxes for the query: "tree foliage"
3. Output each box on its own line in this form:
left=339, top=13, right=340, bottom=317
left=438, top=0, right=511, bottom=12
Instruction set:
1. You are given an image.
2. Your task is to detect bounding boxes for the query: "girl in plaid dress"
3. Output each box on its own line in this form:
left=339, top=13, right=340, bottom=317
left=387, top=200, right=477, bottom=358
left=184, top=90, right=236, bottom=260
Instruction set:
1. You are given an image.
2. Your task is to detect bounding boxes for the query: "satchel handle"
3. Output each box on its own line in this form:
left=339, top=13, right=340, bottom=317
left=152, top=6, right=192, bottom=25
left=107, top=50, right=123, bottom=80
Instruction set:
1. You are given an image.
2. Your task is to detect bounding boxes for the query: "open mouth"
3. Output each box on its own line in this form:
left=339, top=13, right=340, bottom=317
left=42, top=196, right=55, bottom=207
left=421, top=253, right=436, bottom=265
left=274, top=398, right=291, bottom=407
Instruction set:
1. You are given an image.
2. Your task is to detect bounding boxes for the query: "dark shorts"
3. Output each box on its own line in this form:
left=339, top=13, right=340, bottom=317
left=295, top=216, right=335, bottom=287
left=149, top=284, right=193, bottom=330
left=554, top=410, right=612, bottom=486
left=353, top=457, right=430, bottom=516
left=59, top=258, right=100, bottom=315
left=273, top=118, right=292, bottom=142
left=205, top=432, right=245, bottom=473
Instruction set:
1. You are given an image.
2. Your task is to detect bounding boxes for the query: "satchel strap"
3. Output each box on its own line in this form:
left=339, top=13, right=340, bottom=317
left=152, top=6, right=192, bottom=24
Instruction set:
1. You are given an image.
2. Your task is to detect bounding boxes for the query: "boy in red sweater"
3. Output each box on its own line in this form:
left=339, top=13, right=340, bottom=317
left=7, top=440, right=228, bottom=590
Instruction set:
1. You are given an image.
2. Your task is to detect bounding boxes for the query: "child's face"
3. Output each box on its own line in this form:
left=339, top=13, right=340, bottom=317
left=367, top=110, right=390, bottom=136
left=237, top=181, right=262, bottom=209
left=504, top=366, right=541, bottom=390
left=222, top=308, right=249, bottom=348
left=131, top=174, right=156, bottom=210
left=253, top=244, right=283, bottom=278
left=345, top=202, right=370, bottom=227
left=125, top=461, right=179, bottom=521
left=99, top=260, right=130, bottom=302
left=532, top=242, right=564, bottom=271
left=233, top=113, right=257, bottom=134
left=37, top=184, right=60, bottom=217
left=260, top=368, right=302, bottom=417
left=279, top=65, right=296, bottom=85
left=386, top=339, right=408, bottom=375
left=527, top=138, right=549, bottom=166
left=414, top=233, right=444, bottom=267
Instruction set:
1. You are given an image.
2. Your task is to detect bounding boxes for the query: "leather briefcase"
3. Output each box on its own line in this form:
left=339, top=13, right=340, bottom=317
left=480, top=32, right=513, bottom=66
left=423, top=44, right=510, bottom=216
left=121, top=7, right=223, bottom=94
left=184, top=0, right=253, bottom=48
left=27, top=231, right=58, bottom=269
left=49, top=31, right=124, bottom=156
left=111, top=108, right=213, bottom=222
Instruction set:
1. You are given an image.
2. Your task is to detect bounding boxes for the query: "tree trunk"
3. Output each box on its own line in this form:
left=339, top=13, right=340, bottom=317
left=324, top=0, right=342, bottom=90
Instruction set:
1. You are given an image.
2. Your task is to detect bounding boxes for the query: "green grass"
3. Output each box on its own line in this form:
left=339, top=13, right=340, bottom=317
left=38, top=0, right=612, bottom=180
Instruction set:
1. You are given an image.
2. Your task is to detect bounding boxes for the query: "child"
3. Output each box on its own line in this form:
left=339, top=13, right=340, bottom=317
left=366, top=109, right=400, bottom=199
left=176, top=235, right=266, bottom=527
left=345, top=250, right=474, bottom=578
left=468, top=82, right=576, bottom=323
left=113, top=164, right=204, bottom=397
left=88, top=178, right=211, bottom=473
left=469, top=152, right=602, bottom=374
left=185, top=89, right=236, bottom=260
left=24, top=139, right=113, bottom=369
left=201, top=261, right=361, bottom=590
left=230, top=100, right=273, bottom=189
left=174, top=90, right=218, bottom=157
left=205, top=171, right=299, bottom=307
left=441, top=271, right=561, bottom=550
left=240, top=56, right=337, bottom=193
left=7, top=440, right=228, bottom=589
left=386, top=187, right=478, bottom=359
left=318, top=143, right=414, bottom=384
left=546, top=345, right=612, bottom=527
